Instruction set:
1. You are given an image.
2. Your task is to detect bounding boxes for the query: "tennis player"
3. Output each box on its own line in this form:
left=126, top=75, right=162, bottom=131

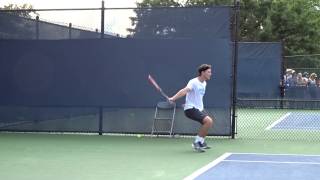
left=168, top=64, right=214, bottom=152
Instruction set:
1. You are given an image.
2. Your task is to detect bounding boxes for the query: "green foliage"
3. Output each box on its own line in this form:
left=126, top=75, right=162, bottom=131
left=262, top=0, right=320, bottom=55
left=137, top=0, right=182, bottom=7
left=184, top=0, right=232, bottom=6
left=1, top=3, right=37, bottom=17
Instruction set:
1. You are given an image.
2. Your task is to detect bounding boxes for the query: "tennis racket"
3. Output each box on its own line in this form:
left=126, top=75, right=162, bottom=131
left=148, top=74, right=169, bottom=100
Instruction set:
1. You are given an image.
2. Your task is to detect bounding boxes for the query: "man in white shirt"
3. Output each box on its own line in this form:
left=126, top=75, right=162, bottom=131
left=168, top=64, right=214, bottom=152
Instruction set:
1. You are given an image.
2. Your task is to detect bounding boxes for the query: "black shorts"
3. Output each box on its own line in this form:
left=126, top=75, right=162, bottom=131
left=184, top=108, right=208, bottom=125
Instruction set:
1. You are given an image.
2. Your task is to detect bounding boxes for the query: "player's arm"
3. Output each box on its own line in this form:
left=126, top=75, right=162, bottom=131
left=169, top=87, right=191, bottom=102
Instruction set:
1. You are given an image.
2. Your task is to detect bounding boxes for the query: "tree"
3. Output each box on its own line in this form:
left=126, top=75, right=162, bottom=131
left=1, top=4, right=37, bottom=18
left=262, top=0, right=320, bottom=55
left=263, top=0, right=320, bottom=71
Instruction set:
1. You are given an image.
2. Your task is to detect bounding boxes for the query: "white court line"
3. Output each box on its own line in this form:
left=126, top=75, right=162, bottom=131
left=183, top=153, right=232, bottom=180
left=265, top=112, right=291, bottom=130
left=231, top=152, right=320, bottom=157
left=223, top=159, right=320, bottom=165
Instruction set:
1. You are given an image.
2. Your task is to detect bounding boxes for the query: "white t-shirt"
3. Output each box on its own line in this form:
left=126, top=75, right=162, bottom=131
left=184, top=77, right=206, bottom=111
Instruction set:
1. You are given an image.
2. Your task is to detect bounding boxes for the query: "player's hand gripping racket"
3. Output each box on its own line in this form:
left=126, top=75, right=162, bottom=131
left=148, top=74, right=169, bottom=100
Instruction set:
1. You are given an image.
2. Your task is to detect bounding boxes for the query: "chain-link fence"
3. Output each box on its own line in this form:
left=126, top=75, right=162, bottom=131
left=237, top=99, right=320, bottom=141
left=284, top=54, right=320, bottom=76
left=0, top=5, right=233, bottom=40
left=235, top=45, right=320, bottom=141
left=0, top=9, right=118, bottom=39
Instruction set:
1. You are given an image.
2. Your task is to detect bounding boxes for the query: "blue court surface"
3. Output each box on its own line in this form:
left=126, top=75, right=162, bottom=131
left=184, top=153, right=320, bottom=180
left=266, top=112, right=320, bottom=130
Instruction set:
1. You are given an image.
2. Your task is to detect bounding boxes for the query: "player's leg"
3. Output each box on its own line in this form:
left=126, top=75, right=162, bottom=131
left=185, top=108, right=213, bottom=152
left=198, top=116, right=213, bottom=137
left=198, top=116, right=214, bottom=149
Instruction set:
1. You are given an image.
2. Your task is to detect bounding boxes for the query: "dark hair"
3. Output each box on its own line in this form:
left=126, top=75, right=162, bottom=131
left=198, top=64, right=211, bottom=76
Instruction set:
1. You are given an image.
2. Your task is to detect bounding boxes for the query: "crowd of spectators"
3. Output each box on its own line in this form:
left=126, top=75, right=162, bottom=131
left=284, top=69, right=319, bottom=88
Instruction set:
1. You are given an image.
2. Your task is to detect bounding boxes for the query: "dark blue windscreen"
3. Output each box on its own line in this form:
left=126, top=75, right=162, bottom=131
left=0, top=39, right=232, bottom=108
left=237, top=42, right=282, bottom=98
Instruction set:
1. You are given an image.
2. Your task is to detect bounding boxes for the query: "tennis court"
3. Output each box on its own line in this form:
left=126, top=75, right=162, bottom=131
left=0, top=105, right=320, bottom=179
left=267, top=112, right=320, bottom=130
left=185, top=153, right=320, bottom=180
left=1, top=133, right=320, bottom=180
left=1, top=1, right=320, bottom=180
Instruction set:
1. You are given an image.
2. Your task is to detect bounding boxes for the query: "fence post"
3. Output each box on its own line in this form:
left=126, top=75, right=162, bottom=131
left=280, top=40, right=285, bottom=108
left=69, top=23, right=72, bottom=39
left=36, top=16, right=39, bottom=40
left=101, top=1, right=105, bottom=39
left=231, top=0, right=240, bottom=139
left=99, top=106, right=103, bottom=135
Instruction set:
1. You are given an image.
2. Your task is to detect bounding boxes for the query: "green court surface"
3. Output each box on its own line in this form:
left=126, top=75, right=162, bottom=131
left=1, top=133, right=320, bottom=180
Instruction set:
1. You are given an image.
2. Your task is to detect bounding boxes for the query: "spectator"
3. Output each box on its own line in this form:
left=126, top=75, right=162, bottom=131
left=308, top=73, right=318, bottom=99
left=296, top=73, right=307, bottom=86
left=284, top=69, right=296, bottom=87
left=308, top=73, right=318, bottom=87
left=303, top=72, right=309, bottom=85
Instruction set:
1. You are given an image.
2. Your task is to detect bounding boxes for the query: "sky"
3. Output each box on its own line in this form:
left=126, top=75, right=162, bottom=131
left=0, top=0, right=141, bottom=36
